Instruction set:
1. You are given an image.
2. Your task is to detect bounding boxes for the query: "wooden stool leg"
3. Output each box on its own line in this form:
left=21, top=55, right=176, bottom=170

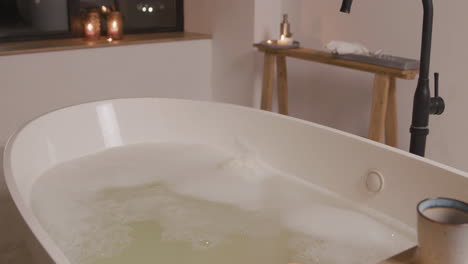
left=385, top=77, right=398, bottom=147
left=369, top=73, right=391, bottom=143
left=261, top=53, right=275, bottom=111
left=276, top=55, right=289, bottom=115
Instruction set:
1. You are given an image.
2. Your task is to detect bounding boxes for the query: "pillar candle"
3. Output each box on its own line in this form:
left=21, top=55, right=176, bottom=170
left=107, top=12, right=123, bottom=40
left=84, top=12, right=101, bottom=41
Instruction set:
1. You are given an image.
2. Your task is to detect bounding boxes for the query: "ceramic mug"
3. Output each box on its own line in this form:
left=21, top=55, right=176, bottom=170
left=417, top=198, right=468, bottom=264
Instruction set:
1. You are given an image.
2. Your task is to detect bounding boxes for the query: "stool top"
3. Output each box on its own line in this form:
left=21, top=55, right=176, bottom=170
left=254, top=44, right=419, bottom=80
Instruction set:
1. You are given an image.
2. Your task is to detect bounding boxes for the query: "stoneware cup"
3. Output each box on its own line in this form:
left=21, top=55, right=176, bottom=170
left=417, top=198, right=468, bottom=264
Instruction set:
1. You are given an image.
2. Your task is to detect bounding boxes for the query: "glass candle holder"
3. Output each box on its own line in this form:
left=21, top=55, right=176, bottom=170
left=84, top=11, right=101, bottom=41
left=107, top=12, right=123, bottom=40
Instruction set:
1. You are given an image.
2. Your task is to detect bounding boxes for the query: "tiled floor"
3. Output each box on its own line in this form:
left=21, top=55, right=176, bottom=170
left=0, top=197, right=35, bottom=264
left=0, top=240, right=34, bottom=264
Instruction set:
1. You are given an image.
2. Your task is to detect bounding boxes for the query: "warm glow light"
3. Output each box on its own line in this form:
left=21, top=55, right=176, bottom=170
left=148, top=6, right=154, bottom=12
left=142, top=6, right=147, bottom=12
left=84, top=11, right=101, bottom=40
left=101, top=6, right=108, bottom=13
left=266, top=40, right=273, bottom=44
left=107, top=37, right=113, bottom=43
left=107, top=12, right=123, bottom=39
left=277, top=34, right=291, bottom=46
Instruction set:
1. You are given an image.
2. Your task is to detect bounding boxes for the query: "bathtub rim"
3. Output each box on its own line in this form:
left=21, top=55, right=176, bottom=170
left=4, top=97, right=468, bottom=264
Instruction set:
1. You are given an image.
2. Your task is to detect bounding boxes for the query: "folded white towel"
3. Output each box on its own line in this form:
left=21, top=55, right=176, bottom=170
left=326, top=41, right=370, bottom=55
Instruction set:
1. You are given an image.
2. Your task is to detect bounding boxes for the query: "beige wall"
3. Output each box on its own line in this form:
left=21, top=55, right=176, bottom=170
left=209, top=0, right=257, bottom=105
left=184, top=0, right=214, bottom=35
left=186, top=0, right=281, bottom=107
left=278, top=0, right=468, bottom=172
left=0, top=40, right=212, bottom=148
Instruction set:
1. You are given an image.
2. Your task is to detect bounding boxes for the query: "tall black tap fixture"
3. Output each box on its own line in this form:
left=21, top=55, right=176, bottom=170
left=339, top=0, right=445, bottom=157
left=340, top=0, right=353, bottom=13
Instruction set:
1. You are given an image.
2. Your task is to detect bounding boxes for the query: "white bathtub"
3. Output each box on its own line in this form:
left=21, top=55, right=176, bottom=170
left=3, top=98, right=468, bottom=263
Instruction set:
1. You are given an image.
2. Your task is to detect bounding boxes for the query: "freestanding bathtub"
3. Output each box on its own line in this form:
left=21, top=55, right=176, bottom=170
left=3, top=98, right=468, bottom=264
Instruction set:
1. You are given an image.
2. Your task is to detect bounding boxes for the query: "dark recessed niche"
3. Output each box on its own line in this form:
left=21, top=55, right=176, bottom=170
left=0, top=0, right=184, bottom=42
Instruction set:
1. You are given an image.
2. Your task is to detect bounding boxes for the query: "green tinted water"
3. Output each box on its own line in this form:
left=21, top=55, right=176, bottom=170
left=31, top=143, right=416, bottom=264
left=95, top=220, right=288, bottom=264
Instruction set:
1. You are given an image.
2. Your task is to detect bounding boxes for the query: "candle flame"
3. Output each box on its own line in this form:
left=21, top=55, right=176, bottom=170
left=101, top=6, right=108, bottom=13
left=87, top=23, right=93, bottom=31
left=112, top=21, right=118, bottom=30
left=280, top=34, right=286, bottom=40
left=107, top=38, right=113, bottom=43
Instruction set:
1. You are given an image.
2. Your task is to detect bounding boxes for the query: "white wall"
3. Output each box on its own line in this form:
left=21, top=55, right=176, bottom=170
left=0, top=40, right=212, bottom=148
left=0, top=39, right=212, bottom=262
left=278, top=0, right=468, bottom=172
left=209, top=0, right=257, bottom=105
left=184, top=0, right=214, bottom=35
left=186, top=0, right=268, bottom=107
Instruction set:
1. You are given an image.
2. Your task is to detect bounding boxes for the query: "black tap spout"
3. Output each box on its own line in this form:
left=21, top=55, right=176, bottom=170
left=339, top=0, right=445, bottom=157
left=340, top=0, right=353, bottom=13
left=409, top=0, right=445, bottom=156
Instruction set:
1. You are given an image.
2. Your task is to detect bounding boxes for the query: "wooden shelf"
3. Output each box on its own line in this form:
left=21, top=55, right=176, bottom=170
left=0, top=32, right=212, bottom=57
left=254, top=45, right=419, bottom=80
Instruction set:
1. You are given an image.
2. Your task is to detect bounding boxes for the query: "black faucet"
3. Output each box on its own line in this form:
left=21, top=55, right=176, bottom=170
left=340, top=0, right=445, bottom=157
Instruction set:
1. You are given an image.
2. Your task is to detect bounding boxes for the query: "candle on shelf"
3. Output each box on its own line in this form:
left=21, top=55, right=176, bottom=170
left=277, top=35, right=293, bottom=46
left=277, top=14, right=294, bottom=46
left=84, top=11, right=101, bottom=41
left=107, top=12, right=123, bottom=40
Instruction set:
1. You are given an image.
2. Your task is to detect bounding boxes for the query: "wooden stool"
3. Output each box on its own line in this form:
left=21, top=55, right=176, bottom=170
left=255, top=45, right=419, bottom=148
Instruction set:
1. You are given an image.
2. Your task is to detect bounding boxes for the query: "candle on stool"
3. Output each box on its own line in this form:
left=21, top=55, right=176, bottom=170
left=107, top=12, right=123, bottom=40
left=277, top=34, right=293, bottom=46
left=84, top=11, right=101, bottom=41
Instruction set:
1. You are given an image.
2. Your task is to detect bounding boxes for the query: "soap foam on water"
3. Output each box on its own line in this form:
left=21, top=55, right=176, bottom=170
left=30, top=142, right=416, bottom=264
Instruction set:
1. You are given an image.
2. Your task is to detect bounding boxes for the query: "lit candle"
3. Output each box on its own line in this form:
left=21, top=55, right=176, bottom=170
left=107, top=12, right=123, bottom=40
left=84, top=12, right=101, bottom=41
left=101, top=5, right=109, bottom=14
left=277, top=35, right=293, bottom=46
left=86, top=23, right=94, bottom=35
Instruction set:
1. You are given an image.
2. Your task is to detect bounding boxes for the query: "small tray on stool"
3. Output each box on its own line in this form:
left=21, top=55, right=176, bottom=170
left=332, top=53, right=420, bottom=70
left=256, top=40, right=301, bottom=49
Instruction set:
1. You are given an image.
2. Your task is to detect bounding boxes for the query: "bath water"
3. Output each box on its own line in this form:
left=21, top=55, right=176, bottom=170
left=30, top=143, right=416, bottom=264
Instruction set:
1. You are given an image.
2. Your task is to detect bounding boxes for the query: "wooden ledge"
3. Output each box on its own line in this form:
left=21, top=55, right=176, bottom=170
left=254, top=45, right=419, bottom=80
left=0, top=32, right=212, bottom=57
